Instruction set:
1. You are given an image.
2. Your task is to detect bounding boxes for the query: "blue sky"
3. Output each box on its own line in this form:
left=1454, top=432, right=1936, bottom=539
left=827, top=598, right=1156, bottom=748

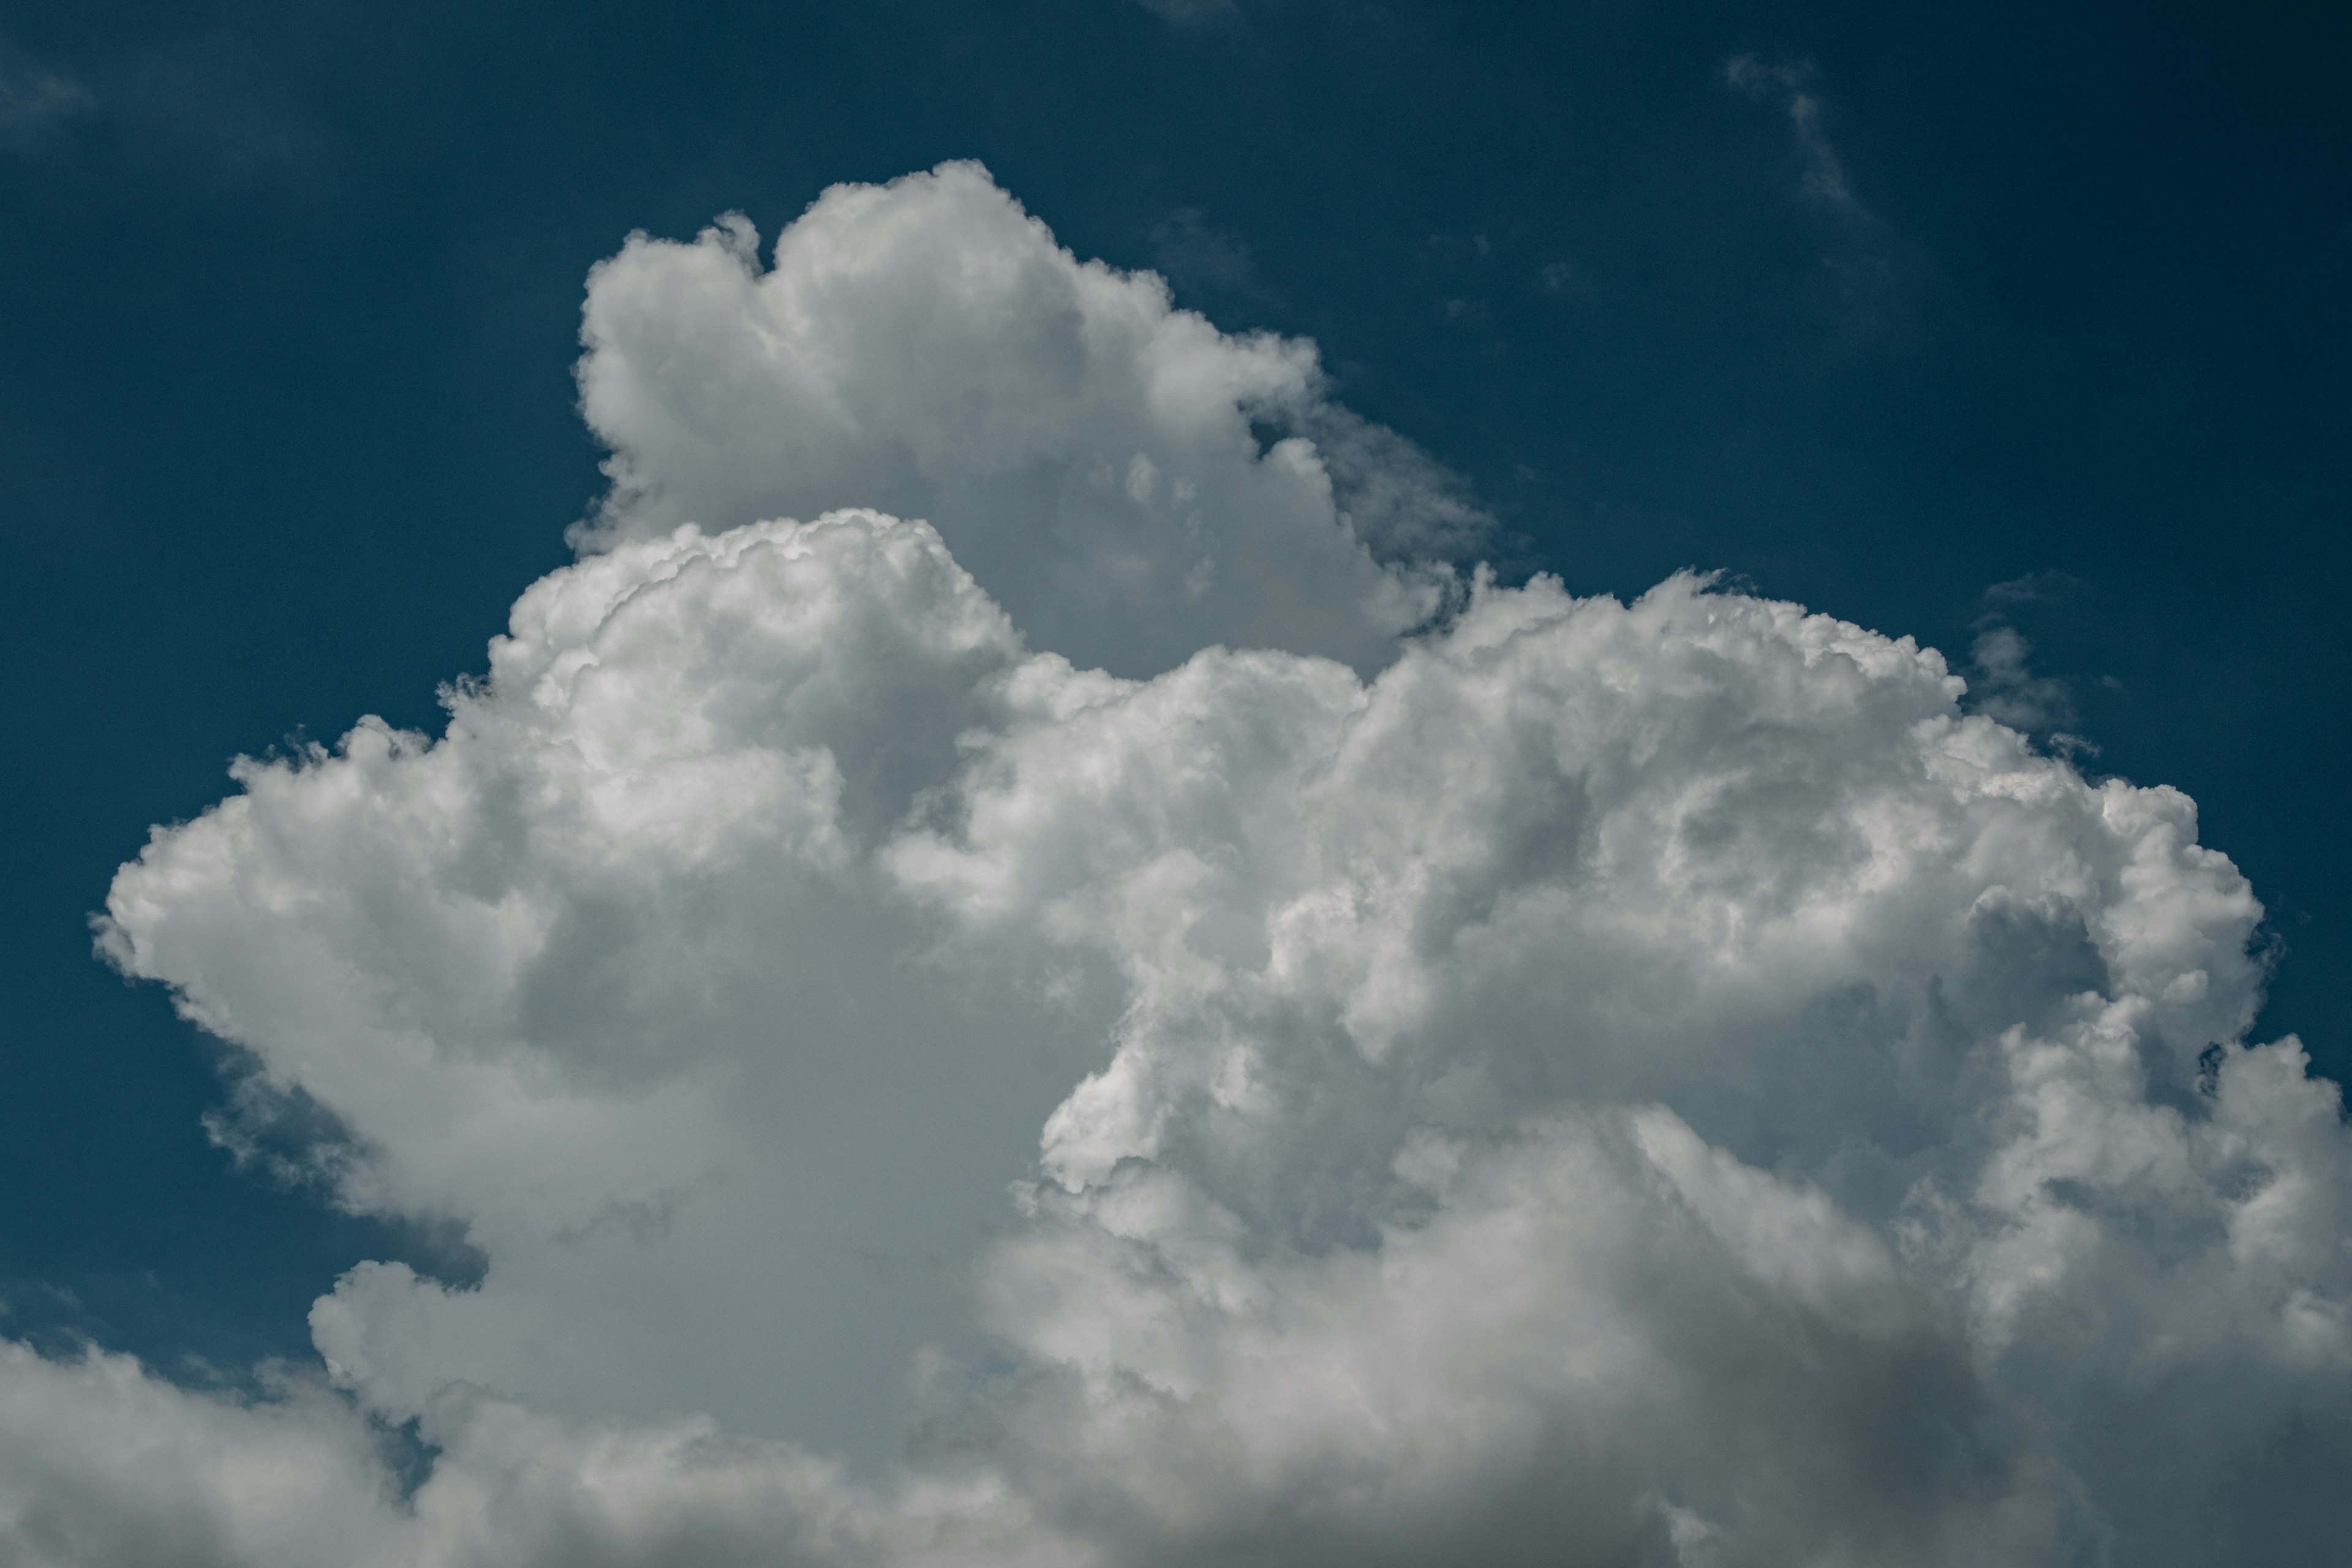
left=1, top=2, right=2347, bottom=1561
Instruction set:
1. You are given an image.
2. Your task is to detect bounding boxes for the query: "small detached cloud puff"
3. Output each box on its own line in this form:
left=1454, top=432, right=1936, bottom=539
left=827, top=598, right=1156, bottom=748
left=10, top=165, right=2345, bottom=1567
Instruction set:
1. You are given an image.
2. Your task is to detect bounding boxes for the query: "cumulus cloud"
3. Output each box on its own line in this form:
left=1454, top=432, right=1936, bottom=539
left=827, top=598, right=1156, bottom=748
left=11, top=166, right=2349, bottom=1565
left=573, top=162, right=1480, bottom=676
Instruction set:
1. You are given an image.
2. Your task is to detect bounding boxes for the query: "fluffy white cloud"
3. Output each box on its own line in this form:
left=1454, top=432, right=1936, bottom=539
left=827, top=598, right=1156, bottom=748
left=573, top=162, right=1482, bottom=678
left=0, top=1341, right=1083, bottom=1568
left=15, top=167, right=2348, bottom=1566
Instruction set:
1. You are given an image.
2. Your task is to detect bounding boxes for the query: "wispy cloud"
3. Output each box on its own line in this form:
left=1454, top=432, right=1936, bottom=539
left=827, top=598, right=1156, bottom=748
left=0, top=43, right=91, bottom=143
left=1725, top=55, right=1863, bottom=220
left=1725, top=54, right=1942, bottom=349
left=1966, top=572, right=2094, bottom=745
left=1133, top=0, right=1242, bottom=24
left=0, top=32, right=324, bottom=182
left=1148, top=207, right=1267, bottom=301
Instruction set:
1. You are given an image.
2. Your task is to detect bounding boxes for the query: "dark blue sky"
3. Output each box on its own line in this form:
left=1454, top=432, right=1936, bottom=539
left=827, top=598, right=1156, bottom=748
left=2, top=0, right=2346, bottom=1374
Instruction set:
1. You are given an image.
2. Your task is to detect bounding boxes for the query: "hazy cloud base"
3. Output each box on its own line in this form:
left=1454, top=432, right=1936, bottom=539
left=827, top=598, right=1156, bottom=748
left=8, top=165, right=2346, bottom=1566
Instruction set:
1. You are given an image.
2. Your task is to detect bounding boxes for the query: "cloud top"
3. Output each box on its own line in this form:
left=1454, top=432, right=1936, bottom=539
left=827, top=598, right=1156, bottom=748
left=575, top=162, right=1483, bottom=676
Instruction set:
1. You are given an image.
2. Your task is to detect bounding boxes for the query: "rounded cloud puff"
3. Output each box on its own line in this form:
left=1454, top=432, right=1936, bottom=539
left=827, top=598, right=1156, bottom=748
left=13, top=167, right=2346, bottom=1566
left=574, top=162, right=1485, bottom=677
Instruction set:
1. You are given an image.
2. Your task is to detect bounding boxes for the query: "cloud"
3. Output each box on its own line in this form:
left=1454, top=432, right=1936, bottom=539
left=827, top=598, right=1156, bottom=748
left=1967, top=574, right=2090, bottom=738
left=0, top=43, right=89, bottom=144
left=1725, top=56, right=1863, bottom=219
left=12, top=167, right=2351, bottom=1565
left=0, top=32, right=333, bottom=185
left=1724, top=58, right=1931, bottom=349
left=1968, top=624, right=2077, bottom=734
left=1147, top=208, right=1265, bottom=301
left=1131, top=0, right=1243, bottom=24
left=573, top=163, right=1482, bottom=677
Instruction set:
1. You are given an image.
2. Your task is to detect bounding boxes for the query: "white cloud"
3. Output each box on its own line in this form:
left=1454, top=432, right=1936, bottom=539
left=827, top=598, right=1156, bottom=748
left=14, top=168, right=2350, bottom=1565
left=573, top=162, right=1480, bottom=676
left=0, top=1340, right=1082, bottom=1568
